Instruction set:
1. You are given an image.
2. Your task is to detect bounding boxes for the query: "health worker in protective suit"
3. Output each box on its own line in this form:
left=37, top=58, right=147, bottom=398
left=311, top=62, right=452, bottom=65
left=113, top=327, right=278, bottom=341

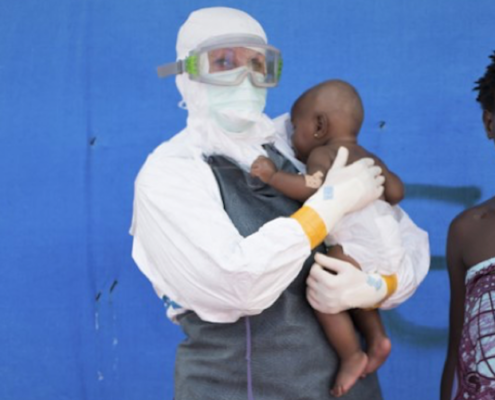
left=130, top=7, right=429, bottom=400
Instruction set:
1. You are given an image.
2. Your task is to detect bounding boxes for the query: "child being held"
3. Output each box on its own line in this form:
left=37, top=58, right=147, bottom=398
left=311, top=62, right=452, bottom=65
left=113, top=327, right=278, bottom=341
left=251, top=79, right=421, bottom=397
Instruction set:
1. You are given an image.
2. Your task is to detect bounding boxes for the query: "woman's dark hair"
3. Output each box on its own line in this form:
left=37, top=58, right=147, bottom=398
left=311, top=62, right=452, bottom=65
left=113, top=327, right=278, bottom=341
left=474, top=51, right=495, bottom=111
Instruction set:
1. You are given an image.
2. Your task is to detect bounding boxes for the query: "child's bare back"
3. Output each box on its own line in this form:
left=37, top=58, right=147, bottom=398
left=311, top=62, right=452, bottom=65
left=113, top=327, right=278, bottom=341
left=306, top=141, right=404, bottom=206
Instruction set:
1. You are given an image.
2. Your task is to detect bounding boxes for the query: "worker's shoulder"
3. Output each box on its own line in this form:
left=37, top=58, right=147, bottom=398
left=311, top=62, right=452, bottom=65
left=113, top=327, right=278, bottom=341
left=136, top=140, right=209, bottom=189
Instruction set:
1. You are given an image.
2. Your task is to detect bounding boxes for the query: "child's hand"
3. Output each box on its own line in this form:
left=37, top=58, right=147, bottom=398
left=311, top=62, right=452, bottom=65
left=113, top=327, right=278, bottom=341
left=250, top=156, right=277, bottom=183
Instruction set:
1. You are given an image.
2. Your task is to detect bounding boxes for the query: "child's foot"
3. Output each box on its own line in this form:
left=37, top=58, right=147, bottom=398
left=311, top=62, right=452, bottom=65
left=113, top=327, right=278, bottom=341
left=362, top=336, right=391, bottom=376
left=330, top=351, right=368, bottom=397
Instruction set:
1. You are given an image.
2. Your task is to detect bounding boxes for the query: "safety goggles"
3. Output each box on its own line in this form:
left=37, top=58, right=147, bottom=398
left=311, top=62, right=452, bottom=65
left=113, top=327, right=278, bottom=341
left=157, top=34, right=283, bottom=88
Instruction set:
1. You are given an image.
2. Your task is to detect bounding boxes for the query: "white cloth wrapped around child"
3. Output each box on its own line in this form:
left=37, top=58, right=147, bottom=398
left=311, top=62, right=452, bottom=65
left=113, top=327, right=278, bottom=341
left=326, top=199, right=429, bottom=305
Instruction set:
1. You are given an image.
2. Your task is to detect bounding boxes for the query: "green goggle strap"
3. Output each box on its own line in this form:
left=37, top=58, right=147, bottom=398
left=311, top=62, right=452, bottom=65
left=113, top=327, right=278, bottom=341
left=184, top=54, right=200, bottom=77
left=277, top=57, right=283, bottom=80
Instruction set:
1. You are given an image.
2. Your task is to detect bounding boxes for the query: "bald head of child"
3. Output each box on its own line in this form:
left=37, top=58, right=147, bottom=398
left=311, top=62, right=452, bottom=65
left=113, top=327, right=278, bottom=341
left=290, top=80, right=364, bottom=162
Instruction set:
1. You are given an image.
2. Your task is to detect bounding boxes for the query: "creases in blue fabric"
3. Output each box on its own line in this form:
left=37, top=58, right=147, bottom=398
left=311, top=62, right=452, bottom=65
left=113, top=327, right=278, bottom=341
left=245, top=316, right=255, bottom=400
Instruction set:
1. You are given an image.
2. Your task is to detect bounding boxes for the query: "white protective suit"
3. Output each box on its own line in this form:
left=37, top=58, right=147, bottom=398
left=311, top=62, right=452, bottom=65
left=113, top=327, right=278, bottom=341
left=130, top=7, right=429, bottom=323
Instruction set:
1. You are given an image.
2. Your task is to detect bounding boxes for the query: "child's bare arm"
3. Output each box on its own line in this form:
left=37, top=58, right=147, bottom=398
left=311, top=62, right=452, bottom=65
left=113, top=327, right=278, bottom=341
left=383, top=169, right=404, bottom=205
left=250, top=156, right=314, bottom=202
left=250, top=147, right=334, bottom=203
left=371, top=156, right=404, bottom=205
left=440, top=216, right=468, bottom=400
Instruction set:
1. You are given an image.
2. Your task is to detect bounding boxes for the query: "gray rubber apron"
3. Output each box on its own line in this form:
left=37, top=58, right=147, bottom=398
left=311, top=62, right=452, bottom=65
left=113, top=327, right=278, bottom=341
left=174, top=146, right=383, bottom=400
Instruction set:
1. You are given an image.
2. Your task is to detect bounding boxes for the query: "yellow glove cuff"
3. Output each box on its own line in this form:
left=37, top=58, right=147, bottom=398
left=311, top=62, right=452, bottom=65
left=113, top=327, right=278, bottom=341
left=291, top=206, right=327, bottom=249
left=372, top=274, right=398, bottom=309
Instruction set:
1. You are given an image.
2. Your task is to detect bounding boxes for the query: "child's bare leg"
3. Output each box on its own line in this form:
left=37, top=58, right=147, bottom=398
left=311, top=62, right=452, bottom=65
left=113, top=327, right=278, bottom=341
left=351, top=309, right=391, bottom=376
left=316, top=310, right=367, bottom=397
left=328, top=245, right=392, bottom=377
left=320, top=245, right=368, bottom=397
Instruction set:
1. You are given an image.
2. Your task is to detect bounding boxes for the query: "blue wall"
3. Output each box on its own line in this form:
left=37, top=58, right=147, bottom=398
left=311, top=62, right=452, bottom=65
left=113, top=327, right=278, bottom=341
left=1, top=1, right=494, bottom=399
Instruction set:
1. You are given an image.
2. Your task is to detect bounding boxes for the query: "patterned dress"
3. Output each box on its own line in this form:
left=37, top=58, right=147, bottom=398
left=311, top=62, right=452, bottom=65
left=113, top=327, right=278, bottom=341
left=456, top=257, right=495, bottom=399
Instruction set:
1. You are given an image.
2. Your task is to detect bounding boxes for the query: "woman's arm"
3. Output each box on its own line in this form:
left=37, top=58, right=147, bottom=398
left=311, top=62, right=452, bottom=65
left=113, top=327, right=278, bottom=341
left=440, top=216, right=467, bottom=400
left=131, top=155, right=312, bottom=323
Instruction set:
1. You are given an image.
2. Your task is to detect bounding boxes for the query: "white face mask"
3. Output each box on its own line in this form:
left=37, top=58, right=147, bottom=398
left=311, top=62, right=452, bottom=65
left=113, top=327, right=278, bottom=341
left=206, top=70, right=267, bottom=133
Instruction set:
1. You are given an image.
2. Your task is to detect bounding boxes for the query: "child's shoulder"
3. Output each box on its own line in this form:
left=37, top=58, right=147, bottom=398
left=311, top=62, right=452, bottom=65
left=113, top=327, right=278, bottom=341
left=308, top=144, right=340, bottom=161
left=327, top=142, right=378, bottom=165
left=312, top=142, right=371, bottom=164
left=326, top=142, right=363, bottom=153
left=305, top=145, right=339, bottom=172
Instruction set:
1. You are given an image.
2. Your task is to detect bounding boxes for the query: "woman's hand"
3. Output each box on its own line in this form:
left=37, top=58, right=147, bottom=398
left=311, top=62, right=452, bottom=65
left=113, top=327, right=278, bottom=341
left=291, top=147, right=385, bottom=249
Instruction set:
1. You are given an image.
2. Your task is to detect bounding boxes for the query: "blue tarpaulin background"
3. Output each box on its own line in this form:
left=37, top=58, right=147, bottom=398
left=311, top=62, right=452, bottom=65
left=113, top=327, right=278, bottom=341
left=1, top=1, right=495, bottom=399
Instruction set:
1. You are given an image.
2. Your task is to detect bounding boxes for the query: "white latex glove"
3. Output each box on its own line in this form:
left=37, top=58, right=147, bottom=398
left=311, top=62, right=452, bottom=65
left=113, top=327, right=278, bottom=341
left=306, top=253, right=397, bottom=313
left=291, top=147, right=384, bottom=249
left=309, top=146, right=384, bottom=229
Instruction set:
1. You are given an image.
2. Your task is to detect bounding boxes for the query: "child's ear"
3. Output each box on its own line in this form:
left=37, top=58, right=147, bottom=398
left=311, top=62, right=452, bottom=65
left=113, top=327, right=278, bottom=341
left=483, top=110, right=495, bottom=140
left=313, top=113, right=328, bottom=140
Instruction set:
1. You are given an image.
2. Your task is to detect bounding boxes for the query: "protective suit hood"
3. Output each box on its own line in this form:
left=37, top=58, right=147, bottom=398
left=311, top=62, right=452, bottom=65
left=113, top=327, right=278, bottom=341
left=175, top=7, right=277, bottom=170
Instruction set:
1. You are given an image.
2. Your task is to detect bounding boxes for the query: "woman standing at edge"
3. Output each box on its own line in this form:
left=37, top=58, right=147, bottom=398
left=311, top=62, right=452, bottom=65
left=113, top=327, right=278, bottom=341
left=441, top=51, right=495, bottom=400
